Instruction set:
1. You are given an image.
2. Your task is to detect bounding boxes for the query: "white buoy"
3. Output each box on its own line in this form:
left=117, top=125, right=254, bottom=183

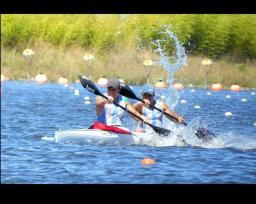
left=119, top=79, right=125, bottom=83
left=173, top=83, right=184, bottom=90
left=206, top=92, right=211, bottom=95
left=1, top=74, right=6, bottom=82
left=254, top=122, right=256, bottom=126
left=58, top=77, right=68, bottom=85
left=225, top=112, right=233, bottom=117
left=64, top=84, right=69, bottom=87
left=191, top=89, right=195, bottom=92
left=226, top=95, right=231, bottom=98
left=241, top=98, right=247, bottom=102
left=85, top=101, right=91, bottom=105
left=230, top=84, right=241, bottom=92
left=97, top=77, right=108, bottom=87
left=251, top=92, right=255, bottom=95
left=74, top=89, right=80, bottom=95
left=35, top=73, right=48, bottom=84
left=69, top=86, right=75, bottom=90
left=84, top=96, right=90, bottom=101
left=194, top=105, right=200, bottom=109
left=180, top=100, right=187, bottom=104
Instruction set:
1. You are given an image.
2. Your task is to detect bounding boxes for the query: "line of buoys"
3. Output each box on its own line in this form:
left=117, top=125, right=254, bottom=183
left=35, top=73, right=48, bottom=84
left=58, top=76, right=69, bottom=85
left=211, top=83, right=222, bottom=91
left=173, top=82, right=184, bottom=90
left=230, top=84, right=241, bottom=92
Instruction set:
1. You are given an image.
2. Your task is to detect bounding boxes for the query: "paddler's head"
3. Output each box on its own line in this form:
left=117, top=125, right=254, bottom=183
left=141, top=84, right=155, bottom=102
left=107, top=78, right=121, bottom=98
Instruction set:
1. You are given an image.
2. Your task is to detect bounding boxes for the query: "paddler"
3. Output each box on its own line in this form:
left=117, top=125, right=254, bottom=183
left=96, top=78, right=149, bottom=131
left=133, top=84, right=185, bottom=132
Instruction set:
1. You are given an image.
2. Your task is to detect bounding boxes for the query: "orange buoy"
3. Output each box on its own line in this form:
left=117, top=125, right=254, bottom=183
left=173, top=82, right=184, bottom=90
left=140, top=157, right=156, bottom=165
left=211, top=83, right=222, bottom=91
left=35, top=73, right=48, bottom=84
left=58, top=76, right=69, bottom=85
left=97, top=76, right=108, bottom=87
left=230, top=84, right=241, bottom=92
left=154, top=79, right=167, bottom=88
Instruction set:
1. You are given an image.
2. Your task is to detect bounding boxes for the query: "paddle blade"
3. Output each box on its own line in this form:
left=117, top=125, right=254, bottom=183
left=195, top=127, right=215, bottom=142
left=79, top=75, right=102, bottom=97
left=147, top=123, right=172, bottom=137
left=120, top=83, right=142, bottom=101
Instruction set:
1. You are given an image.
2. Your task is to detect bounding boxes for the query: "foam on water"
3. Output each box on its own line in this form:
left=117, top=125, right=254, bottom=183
left=41, top=136, right=55, bottom=141
left=133, top=129, right=256, bottom=150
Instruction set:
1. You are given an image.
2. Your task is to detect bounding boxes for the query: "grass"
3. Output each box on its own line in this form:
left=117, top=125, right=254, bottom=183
left=1, top=42, right=256, bottom=89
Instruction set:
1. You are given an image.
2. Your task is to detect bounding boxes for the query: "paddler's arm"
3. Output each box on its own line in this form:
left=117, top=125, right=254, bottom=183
left=160, top=101, right=185, bottom=124
left=125, top=102, right=149, bottom=123
left=95, top=95, right=112, bottom=116
left=133, top=101, right=143, bottom=113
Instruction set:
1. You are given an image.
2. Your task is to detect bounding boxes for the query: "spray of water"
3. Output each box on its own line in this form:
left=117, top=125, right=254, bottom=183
left=148, top=25, right=256, bottom=150
left=153, top=25, right=187, bottom=129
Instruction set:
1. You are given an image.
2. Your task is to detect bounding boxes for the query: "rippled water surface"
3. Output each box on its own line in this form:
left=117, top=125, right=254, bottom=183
left=1, top=81, right=256, bottom=183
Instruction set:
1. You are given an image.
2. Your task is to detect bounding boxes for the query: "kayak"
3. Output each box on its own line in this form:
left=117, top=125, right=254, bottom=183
left=54, top=129, right=146, bottom=145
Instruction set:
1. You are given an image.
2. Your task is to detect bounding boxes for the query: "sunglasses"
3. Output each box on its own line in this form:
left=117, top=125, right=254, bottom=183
left=107, top=87, right=118, bottom=91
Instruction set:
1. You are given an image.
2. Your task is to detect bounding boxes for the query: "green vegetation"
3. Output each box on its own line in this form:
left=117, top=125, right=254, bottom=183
left=1, top=14, right=256, bottom=88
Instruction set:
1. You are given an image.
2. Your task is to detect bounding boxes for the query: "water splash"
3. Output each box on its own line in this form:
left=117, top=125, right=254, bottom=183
left=153, top=25, right=187, bottom=127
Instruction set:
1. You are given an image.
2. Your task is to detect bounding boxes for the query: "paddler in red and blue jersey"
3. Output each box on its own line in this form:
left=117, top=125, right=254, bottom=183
left=95, top=78, right=149, bottom=132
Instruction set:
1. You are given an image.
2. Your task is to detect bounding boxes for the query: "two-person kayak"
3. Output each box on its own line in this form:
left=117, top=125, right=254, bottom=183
left=55, top=129, right=148, bottom=145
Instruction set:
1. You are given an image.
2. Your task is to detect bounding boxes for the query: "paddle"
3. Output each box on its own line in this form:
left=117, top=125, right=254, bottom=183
left=119, top=83, right=216, bottom=142
left=79, top=75, right=172, bottom=136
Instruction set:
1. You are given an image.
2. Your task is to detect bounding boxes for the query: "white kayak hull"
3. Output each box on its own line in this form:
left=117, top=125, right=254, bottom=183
left=55, top=129, right=143, bottom=145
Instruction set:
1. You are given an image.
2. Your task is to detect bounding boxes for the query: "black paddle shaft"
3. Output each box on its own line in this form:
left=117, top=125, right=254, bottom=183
left=79, top=75, right=172, bottom=136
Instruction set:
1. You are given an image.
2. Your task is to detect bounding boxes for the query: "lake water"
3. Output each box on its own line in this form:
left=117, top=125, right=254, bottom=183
left=1, top=81, right=256, bottom=183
